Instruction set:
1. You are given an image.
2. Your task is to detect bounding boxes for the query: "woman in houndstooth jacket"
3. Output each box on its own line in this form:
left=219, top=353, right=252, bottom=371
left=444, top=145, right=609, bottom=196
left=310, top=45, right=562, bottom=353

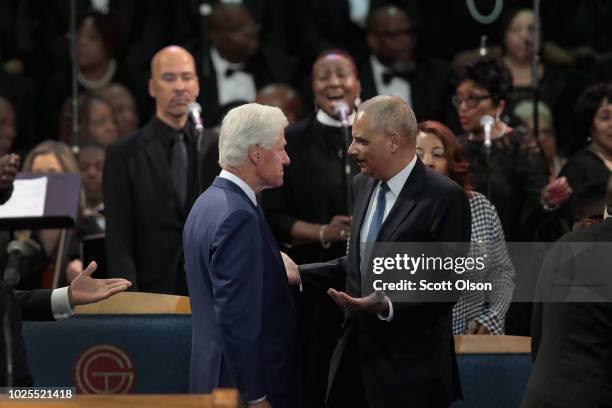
left=416, top=120, right=514, bottom=335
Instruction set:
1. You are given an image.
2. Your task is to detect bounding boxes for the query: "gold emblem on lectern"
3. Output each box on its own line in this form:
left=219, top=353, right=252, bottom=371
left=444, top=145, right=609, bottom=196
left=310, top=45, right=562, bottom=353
left=75, top=345, right=135, bottom=394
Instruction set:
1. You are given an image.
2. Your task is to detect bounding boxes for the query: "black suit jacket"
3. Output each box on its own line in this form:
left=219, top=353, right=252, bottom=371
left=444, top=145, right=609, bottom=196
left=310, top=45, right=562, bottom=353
left=1, top=185, right=57, bottom=387
left=359, top=55, right=452, bottom=122
left=523, top=219, right=612, bottom=407
left=195, top=47, right=298, bottom=127
left=301, top=158, right=471, bottom=408
left=0, top=284, right=53, bottom=387
left=103, top=117, right=214, bottom=294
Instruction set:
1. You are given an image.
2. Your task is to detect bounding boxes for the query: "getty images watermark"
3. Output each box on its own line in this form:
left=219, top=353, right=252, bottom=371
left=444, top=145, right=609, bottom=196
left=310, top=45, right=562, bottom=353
left=361, top=242, right=612, bottom=303
left=371, top=252, right=490, bottom=292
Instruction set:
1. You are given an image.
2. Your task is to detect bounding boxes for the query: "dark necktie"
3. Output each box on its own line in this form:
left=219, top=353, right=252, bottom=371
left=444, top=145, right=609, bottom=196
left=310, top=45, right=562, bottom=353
left=171, top=131, right=188, bottom=208
left=362, top=182, right=389, bottom=275
left=367, top=181, right=389, bottom=242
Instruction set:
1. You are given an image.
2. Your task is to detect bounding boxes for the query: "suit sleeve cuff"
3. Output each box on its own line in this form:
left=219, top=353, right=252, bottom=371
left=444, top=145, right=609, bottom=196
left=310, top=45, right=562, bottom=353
left=377, top=296, right=394, bottom=322
left=51, top=287, right=74, bottom=320
left=247, top=395, right=267, bottom=405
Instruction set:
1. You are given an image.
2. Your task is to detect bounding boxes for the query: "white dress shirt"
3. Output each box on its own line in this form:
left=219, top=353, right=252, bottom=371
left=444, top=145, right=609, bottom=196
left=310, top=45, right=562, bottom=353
left=219, top=169, right=257, bottom=206
left=370, top=55, right=413, bottom=106
left=348, top=0, right=370, bottom=27
left=210, top=48, right=257, bottom=106
left=316, top=109, right=356, bottom=128
left=359, top=155, right=418, bottom=322
left=51, top=287, right=74, bottom=319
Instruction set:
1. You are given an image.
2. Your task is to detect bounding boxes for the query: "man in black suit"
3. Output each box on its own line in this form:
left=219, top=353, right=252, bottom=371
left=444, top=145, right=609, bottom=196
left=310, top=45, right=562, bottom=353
left=104, top=46, right=202, bottom=295
left=194, top=4, right=298, bottom=127
left=358, top=5, right=452, bottom=123
left=283, top=95, right=470, bottom=407
left=523, top=188, right=612, bottom=407
left=173, top=0, right=288, bottom=53
left=0, top=153, right=131, bottom=386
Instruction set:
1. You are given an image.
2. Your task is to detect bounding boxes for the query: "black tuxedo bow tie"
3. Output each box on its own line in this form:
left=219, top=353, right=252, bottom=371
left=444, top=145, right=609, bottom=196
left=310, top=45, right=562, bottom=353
left=225, top=66, right=249, bottom=77
left=382, top=69, right=414, bottom=85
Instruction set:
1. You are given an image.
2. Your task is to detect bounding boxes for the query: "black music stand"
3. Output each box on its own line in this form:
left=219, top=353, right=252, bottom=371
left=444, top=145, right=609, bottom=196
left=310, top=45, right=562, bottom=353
left=0, top=173, right=81, bottom=288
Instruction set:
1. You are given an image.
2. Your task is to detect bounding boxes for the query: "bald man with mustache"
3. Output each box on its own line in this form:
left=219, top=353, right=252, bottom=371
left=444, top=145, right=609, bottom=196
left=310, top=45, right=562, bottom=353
left=103, top=46, right=203, bottom=294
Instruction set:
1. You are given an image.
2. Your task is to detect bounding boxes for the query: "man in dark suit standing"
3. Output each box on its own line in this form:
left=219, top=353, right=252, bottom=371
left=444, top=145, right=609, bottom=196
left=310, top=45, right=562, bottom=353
left=359, top=6, right=452, bottom=123
left=183, top=103, right=299, bottom=407
left=523, top=187, right=612, bottom=407
left=284, top=95, right=471, bottom=408
left=104, top=46, right=201, bottom=295
left=194, top=4, right=298, bottom=127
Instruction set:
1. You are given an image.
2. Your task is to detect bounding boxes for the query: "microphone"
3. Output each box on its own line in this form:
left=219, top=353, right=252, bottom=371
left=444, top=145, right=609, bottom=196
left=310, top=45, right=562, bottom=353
left=479, top=35, right=488, bottom=56
left=3, top=240, right=33, bottom=288
left=187, top=102, right=204, bottom=133
left=333, top=101, right=350, bottom=128
left=480, top=115, right=495, bottom=149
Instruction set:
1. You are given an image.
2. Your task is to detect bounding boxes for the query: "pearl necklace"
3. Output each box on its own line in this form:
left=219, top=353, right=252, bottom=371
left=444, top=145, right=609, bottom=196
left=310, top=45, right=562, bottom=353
left=78, top=59, right=117, bottom=90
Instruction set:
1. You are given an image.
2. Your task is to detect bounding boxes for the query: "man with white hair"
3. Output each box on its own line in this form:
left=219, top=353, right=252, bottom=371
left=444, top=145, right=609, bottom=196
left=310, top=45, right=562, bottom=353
left=183, top=103, right=298, bottom=408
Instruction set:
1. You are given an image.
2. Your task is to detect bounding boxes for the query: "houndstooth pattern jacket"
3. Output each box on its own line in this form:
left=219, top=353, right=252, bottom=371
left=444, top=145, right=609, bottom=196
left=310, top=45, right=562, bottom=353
left=452, top=191, right=515, bottom=334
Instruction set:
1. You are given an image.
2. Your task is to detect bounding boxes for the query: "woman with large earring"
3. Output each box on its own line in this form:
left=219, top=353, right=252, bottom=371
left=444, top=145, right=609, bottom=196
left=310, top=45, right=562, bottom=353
left=262, top=49, right=361, bottom=408
left=452, top=56, right=568, bottom=242
left=453, top=56, right=572, bottom=335
left=560, top=83, right=612, bottom=193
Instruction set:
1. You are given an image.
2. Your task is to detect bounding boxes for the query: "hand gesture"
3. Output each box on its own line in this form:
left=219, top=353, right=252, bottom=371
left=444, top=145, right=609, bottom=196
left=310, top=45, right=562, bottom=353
left=327, top=288, right=388, bottom=315
left=324, top=215, right=352, bottom=242
left=541, top=176, right=572, bottom=208
left=281, top=252, right=301, bottom=285
left=68, top=261, right=132, bottom=306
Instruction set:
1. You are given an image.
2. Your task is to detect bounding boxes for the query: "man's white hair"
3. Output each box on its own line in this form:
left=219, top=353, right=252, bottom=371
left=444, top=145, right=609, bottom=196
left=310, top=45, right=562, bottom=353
left=218, top=103, right=288, bottom=167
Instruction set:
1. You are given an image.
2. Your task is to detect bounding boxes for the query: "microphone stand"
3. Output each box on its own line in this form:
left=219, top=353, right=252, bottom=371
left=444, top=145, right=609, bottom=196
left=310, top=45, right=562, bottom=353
left=199, top=2, right=213, bottom=78
left=485, top=140, right=492, bottom=201
left=2, top=233, right=20, bottom=388
left=339, top=117, right=352, bottom=256
left=532, top=0, right=541, bottom=140
left=1, top=281, right=15, bottom=388
left=481, top=116, right=494, bottom=201
left=340, top=121, right=352, bottom=216
left=334, top=103, right=353, bottom=254
left=195, top=123, right=204, bottom=194
left=69, top=0, right=80, bottom=155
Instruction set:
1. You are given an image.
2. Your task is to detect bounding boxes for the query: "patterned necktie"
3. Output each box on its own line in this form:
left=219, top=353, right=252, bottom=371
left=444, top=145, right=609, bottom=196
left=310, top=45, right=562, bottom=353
left=171, top=131, right=188, bottom=208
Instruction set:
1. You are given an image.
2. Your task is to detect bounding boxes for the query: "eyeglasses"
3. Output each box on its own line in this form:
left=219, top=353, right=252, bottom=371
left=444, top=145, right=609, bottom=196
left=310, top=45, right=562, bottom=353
left=451, top=94, right=492, bottom=109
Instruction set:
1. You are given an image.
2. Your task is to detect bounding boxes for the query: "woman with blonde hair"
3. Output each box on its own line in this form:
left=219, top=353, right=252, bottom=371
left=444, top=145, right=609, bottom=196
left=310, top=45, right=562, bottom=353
left=16, top=141, right=84, bottom=288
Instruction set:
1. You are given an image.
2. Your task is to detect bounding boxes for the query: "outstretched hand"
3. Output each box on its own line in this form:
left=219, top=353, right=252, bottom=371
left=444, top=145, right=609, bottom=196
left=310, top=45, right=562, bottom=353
left=541, top=176, right=572, bottom=207
left=281, top=252, right=301, bottom=285
left=327, top=288, right=389, bottom=315
left=68, top=261, right=132, bottom=306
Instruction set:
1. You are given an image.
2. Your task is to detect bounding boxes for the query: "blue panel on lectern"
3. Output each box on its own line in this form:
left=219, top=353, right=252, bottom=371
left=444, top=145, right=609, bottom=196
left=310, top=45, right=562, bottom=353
left=452, top=354, right=532, bottom=408
left=23, top=315, right=192, bottom=394
left=23, top=316, right=532, bottom=401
